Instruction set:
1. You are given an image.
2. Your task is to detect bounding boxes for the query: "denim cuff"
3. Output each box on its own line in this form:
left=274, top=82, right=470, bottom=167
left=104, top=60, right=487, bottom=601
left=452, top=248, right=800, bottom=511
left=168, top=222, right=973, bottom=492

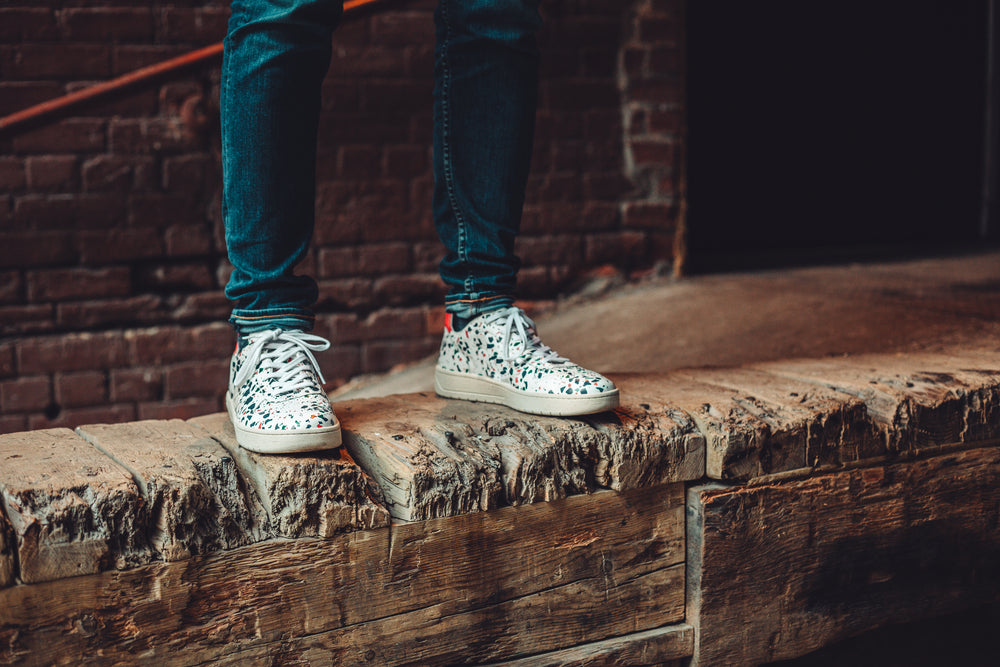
left=229, top=308, right=315, bottom=335
left=444, top=293, right=515, bottom=319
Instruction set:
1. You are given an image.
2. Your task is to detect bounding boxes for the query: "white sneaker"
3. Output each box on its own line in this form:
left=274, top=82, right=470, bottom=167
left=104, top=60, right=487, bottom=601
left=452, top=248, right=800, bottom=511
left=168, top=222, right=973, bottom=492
left=434, top=306, right=619, bottom=416
left=226, top=329, right=342, bottom=454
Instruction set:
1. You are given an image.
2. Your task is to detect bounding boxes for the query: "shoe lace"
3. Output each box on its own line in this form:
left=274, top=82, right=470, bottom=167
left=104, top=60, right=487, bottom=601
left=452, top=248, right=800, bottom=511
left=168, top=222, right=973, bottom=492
left=482, top=306, right=568, bottom=365
left=233, top=329, right=330, bottom=396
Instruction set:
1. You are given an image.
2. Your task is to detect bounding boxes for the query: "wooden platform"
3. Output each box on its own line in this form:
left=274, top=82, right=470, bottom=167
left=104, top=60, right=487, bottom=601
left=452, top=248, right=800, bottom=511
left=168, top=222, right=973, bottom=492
left=1, top=349, right=999, bottom=665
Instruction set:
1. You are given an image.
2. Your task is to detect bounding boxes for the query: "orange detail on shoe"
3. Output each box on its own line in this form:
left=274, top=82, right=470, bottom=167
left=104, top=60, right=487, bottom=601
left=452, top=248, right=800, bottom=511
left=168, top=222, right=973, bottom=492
left=444, top=312, right=453, bottom=332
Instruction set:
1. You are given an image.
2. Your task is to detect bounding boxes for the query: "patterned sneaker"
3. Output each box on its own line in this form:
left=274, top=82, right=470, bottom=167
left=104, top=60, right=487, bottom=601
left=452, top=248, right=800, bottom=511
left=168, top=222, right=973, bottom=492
left=226, top=329, right=342, bottom=454
left=434, top=306, right=619, bottom=416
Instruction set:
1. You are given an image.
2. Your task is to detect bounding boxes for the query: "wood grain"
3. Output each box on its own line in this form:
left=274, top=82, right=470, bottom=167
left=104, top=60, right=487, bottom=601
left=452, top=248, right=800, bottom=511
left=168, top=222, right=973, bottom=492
left=0, top=484, right=685, bottom=666
left=0, top=510, right=13, bottom=588
left=339, top=393, right=703, bottom=521
left=77, top=420, right=271, bottom=561
left=190, top=412, right=390, bottom=536
left=486, top=623, right=694, bottom=666
left=0, top=428, right=145, bottom=583
left=687, top=447, right=1000, bottom=665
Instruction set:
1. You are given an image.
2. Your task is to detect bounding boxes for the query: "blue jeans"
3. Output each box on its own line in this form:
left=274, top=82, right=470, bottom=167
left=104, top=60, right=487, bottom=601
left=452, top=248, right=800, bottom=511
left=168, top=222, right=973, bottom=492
left=222, top=0, right=541, bottom=334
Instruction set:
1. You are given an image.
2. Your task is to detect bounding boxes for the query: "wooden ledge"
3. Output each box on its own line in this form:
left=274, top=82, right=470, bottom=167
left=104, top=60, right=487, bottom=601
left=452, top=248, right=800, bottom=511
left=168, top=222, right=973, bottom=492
left=1, top=349, right=999, bottom=589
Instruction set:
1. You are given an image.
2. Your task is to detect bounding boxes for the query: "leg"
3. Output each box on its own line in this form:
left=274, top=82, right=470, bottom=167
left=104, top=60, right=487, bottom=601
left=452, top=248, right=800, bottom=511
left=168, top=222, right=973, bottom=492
left=433, top=0, right=542, bottom=318
left=221, top=0, right=343, bottom=453
left=431, top=0, right=619, bottom=416
left=222, top=0, right=342, bottom=334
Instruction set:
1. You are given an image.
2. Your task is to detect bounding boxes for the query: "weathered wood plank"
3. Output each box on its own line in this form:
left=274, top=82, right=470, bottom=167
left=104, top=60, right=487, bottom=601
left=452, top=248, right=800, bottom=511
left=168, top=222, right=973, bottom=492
left=0, top=428, right=146, bottom=584
left=677, top=367, right=884, bottom=477
left=686, top=447, right=1000, bottom=666
left=339, top=392, right=702, bottom=521
left=209, top=564, right=686, bottom=667
left=0, top=484, right=685, bottom=665
left=485, top=623, right=695, bottom=666
left=0, top=509, right=14, bottom=588
left=190, top=412, right=390, bottom=536
left=758, top=351, right=1000, bottom=454
left=77, top=420, right=271, bottom=561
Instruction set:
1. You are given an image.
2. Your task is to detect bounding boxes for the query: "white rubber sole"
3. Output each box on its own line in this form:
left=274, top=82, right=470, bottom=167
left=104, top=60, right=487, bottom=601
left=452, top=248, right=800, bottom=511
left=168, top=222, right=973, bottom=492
left=226, top=392, right=342, bottom=454
left=434, top=367, right=620, bottom=417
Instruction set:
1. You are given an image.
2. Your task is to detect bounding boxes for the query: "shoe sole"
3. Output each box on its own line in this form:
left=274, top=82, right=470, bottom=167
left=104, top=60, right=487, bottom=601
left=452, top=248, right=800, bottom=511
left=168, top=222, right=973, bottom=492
left=226, top=392, right=342, bottom=454
left=434, top=367, right=620, bottom=417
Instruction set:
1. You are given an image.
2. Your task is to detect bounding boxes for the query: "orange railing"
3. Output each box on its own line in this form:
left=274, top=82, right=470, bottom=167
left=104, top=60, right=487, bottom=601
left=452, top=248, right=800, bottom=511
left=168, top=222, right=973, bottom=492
left=0, top=0, right=388, bottom=135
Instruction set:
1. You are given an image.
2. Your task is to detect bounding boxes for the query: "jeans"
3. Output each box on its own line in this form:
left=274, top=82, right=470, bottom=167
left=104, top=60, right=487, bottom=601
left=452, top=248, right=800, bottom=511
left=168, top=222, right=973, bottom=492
left=222, top=0, right=541, bottom=334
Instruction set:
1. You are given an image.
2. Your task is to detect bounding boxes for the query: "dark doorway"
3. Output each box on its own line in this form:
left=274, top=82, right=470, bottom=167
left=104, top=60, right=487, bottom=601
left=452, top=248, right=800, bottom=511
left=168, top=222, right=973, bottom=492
left=685, top=0, right=993, bottom=272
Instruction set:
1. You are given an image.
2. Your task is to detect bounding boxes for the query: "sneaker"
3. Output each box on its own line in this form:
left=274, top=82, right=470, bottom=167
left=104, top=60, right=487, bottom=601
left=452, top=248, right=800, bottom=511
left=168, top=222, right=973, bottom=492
left=434, top=306, right=620, bottom=416
left=226, top=329, right=342, bottom=454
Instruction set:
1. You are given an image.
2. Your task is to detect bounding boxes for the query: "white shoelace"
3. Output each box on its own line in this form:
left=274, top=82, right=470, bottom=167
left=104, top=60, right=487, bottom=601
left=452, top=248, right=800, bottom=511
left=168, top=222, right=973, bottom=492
left=233, top=329, right=331, bottom=396
left=482, top=307, right=568, bottom=364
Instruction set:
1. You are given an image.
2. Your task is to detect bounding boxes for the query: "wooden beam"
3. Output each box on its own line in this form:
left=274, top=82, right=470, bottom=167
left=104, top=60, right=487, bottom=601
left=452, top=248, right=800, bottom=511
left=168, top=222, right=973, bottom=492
left=0, top=484, right=685, bottom=665
left=485, top=623, right=695, bottom=666
left=686, top=446, right=1000, bottom=665
left=337, top=393, right=703, bottom=520
left=77, top=420, right=272, bottom=561
left=0, top=428, right=144, bottom=584
left=190, top=413, right=390, bottom=536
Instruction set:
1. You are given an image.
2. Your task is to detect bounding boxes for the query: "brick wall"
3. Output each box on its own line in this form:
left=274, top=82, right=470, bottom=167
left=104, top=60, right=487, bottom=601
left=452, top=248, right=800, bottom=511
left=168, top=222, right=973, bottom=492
left=0, top=0, right=683, bottom=433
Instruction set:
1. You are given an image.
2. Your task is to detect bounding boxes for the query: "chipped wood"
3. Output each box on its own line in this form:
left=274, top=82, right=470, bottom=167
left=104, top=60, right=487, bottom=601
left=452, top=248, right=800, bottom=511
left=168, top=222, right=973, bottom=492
left=0, top=428, right=145, bottom=584
left=190, top=412, right=390, bottom=536
left=485, top=623, right=695, bottom=666
left=0, top=484, right=685, bottom=665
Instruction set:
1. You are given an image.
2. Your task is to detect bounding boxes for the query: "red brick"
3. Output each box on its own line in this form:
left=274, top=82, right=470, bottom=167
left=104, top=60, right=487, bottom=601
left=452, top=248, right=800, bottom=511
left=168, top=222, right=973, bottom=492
left=127, top=323, right=233, bottom=366
left=81, top=155, right=155, bottom=192
left=59, top=8, right=153, bottom=41
left=622, top=201, right=676, bottom=230
left=317, top=243, right=412, bottom=278
left=64, top=81, right=159, bottom=117
left=0, top=9, right=58, bottom=42
left=112, top=45, right=189, bottom=75
left=14, top=193, right=126, bottom=230
left=648, top=47, right=681, bottom=75
left=57, top=296, right=165, bottom=329
left=412, top=241, right=441, bottom=272
left=29, top=403, right=135, bottom=431
left=162, top=154, right=215, bottom=193
left=54, top=371, right=107, bottom=408
left=360, top=307, right=427, bottom=341
left=128, top=194, right=201, bottom=229
left=26, top=267, right=131, bottom=302
left=314, top=312, right=363, bottom=345
left=630, top=139, right=676, bottom=166
left=584, top=172, right=635, bottom=201
left=360, top=80, right=431, bottom=112
left=372, top=273, right=446, bottom=306
left=159, top=7, right=228, bottom=43
left=136, top=263, right=215, bottom=291
left=0, top=415, right=27, bottom=435
left=0, top=232, right=75, bottom=268
left=0, top=375, right=51, bottom=413
left=108, top=118, right=200, bottom=155
left=318, top=112, right=409, bottom=144
left=12, top=119, right=106, bottom=154
left=330, top=46, right=407, bottom=77
left=622, top=47, right=647, bottom=80
left=0, top=271, right=21, bottom=304
left=543, top=18, right=616, bottom=50
left=637, top=17, right=678, bottom=45
left=159, top=81, right=205, bottom=115
left=77, top=228, right=164, bottom=264
left=0, top=343, right=15, bottom=378
left=172, top=291, right=230, bottom=322
left=384, top=145, right=429, bottom=179
left=648, top=109, right=681, bottom=134
left=361, top=336, right=439, bottom=374
left=0, top=304, right=54, bottom=335
left=625, top=80, right=681, bottom=105
left=581, top=201, right=621, bottom=230
left=137, top=397, right=220, bottom=422
left=0, top=157, right=25, bottom=191
left=18, top=332, right=128, bottom=374
left=315, top=278, right=374, bottom=311
left=584, top=230, right=648, bottom=266
left=24, top=155, right=78, bottom=191
left=109, top=367, right=163, bottom=403
left=337, top=145, right=381, bottom=180
left=546, top=80, right=620, bottom=110
left=516, top=265, right=555, bottom=298
left=516, top=234, right=584, bottom=267
left=370, top=12, right=434, bottom=47
left=5, top=44, right=110, bottom=78
left=581, top=47, right=617, bottom=77
left=539, top=48, right=581, bottom=78
left=319, top=80, right=359, bottom=113
left=164, top=359, right=229, bottom=399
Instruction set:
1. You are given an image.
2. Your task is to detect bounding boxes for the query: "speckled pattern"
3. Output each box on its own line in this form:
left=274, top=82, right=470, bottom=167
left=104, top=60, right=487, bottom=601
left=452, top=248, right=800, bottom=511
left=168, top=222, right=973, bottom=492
left=436, top=307, right=617, bottom=396
left=228, top=331, right=338, bottom=434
